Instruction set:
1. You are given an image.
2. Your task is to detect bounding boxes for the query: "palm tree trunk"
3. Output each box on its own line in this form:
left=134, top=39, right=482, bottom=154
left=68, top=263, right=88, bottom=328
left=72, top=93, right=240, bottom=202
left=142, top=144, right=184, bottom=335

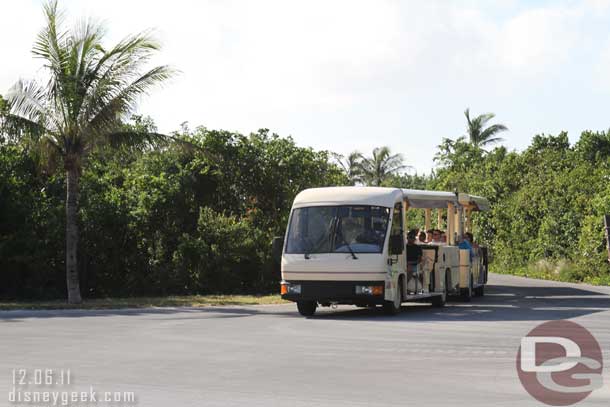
left=66, top=166, right=82, bottom=304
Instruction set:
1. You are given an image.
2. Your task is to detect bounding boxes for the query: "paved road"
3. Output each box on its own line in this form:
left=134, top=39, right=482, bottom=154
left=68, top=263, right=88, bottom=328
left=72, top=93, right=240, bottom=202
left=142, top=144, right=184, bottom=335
left=1, top=273, right=609, bottom=407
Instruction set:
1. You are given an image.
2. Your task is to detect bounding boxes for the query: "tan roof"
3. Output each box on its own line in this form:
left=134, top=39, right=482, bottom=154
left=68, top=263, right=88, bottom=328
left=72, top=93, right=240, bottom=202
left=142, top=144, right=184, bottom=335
left=292, top=187, right=488, bottom=211
left=402, top=189, right=459, bottom=209
left=458, top=193, right=490, bottom=211
left=292, top=187, right=403, bottom=208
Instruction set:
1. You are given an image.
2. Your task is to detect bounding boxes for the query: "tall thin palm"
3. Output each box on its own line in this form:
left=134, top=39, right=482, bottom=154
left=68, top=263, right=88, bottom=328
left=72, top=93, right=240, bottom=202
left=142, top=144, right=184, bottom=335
left=358, top=147, right=408, bottom=186
left=464, top=108, right=508, bottom=148
left=7, top=1, right=174, bottom=303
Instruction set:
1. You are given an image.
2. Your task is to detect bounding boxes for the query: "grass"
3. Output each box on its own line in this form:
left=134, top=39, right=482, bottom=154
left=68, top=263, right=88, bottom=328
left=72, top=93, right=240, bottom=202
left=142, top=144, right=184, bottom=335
left=0, top=294, right=288, bottom=311
left=490, top=260, right=610, bottom=286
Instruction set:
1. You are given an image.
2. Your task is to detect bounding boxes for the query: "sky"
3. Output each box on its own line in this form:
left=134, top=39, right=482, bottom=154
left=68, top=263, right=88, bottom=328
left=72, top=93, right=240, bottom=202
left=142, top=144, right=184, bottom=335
left=2, top=0, right=610, bottom=173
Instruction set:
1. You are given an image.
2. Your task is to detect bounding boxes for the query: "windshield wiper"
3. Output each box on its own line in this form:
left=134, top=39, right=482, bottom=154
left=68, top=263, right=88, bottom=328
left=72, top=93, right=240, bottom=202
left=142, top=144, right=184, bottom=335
left=335, top=224, right=358, bottom=260
left=304, top=236, right=322, bottom=260
left=304, top=238, right=313, bottom=259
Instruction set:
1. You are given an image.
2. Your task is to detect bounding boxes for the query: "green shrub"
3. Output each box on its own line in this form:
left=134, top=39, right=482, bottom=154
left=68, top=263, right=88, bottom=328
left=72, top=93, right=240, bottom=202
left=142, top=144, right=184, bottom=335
left=172, top=208, right=271, bottom=294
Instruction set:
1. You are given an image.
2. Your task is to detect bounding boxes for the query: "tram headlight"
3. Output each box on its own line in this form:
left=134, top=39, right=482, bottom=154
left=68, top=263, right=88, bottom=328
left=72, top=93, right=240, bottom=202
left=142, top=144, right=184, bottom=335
left=355, top=285, right=383, bottom=295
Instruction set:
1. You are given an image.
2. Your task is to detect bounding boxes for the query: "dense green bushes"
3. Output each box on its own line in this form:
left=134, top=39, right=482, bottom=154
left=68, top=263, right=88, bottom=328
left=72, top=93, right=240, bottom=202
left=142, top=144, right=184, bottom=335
left=172, top=207, right=266, bottom=294
left=0, top=125, right=346, bottom=299
left=0, top=144, right=65, bottom=298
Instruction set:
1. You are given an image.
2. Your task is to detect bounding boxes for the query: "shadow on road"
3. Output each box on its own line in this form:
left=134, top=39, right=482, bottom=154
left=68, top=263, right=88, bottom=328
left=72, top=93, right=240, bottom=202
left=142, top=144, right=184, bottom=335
left=304, top=283, right=610, bottom=322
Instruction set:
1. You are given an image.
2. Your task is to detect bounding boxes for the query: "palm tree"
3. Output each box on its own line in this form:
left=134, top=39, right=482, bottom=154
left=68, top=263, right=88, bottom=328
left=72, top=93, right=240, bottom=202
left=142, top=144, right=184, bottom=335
left=7, top=1, right=174, bottom=303
left=358, top=147, right=408, bottom=186
left=464, top=108, right=508, bottom=148
left=333, top=151, right=362, bottom=185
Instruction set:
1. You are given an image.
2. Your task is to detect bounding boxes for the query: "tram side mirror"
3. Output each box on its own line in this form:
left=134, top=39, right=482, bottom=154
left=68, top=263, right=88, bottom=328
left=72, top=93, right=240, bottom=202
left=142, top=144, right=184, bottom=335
left=389, top=234, right=404, bottom=255
left=272, top=236, right=284, bottom=264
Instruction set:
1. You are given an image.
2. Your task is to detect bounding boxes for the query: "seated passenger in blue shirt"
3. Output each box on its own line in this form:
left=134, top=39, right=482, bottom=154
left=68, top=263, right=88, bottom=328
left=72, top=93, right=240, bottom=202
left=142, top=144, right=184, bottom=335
left=458, top=234, right=475, bottom=260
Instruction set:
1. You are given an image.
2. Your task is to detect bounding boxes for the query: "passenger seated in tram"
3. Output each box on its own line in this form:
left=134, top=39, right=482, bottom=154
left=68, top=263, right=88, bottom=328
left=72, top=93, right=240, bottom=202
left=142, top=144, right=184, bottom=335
left=429, top=229, right=445, bottom=245
left=458, top=233, right=474, bottom=260
left=464, top=232, right=478, bottom=249
left=418, top=230, right=427, bottom=244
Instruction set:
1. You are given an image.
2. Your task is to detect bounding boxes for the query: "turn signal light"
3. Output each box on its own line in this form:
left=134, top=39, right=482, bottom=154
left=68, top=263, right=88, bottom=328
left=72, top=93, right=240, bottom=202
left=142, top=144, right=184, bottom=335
left=371, top=286, right=384, bottom=295
left=356, top=285, right=384, bottom=295
left=280, top=284, right=288, bottom=295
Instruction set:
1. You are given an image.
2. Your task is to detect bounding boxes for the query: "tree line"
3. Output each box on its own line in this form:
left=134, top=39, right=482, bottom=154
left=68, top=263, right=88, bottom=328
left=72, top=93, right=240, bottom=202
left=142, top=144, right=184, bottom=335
left=1, top=1, right=609, bottom=302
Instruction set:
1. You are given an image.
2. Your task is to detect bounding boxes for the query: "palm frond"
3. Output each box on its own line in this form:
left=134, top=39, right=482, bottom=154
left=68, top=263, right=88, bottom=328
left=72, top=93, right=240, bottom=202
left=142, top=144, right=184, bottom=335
left=32, top=0, right=68, bottom=72
left=7, top=79, right=66, bottom=136
left=83, top=65, right=174, bottom=141
left=464, top=108, right=472, bottom=126
left=479, top=123, right=508, bottom=139
left=101, top=130, right=169, bottom=151
left=477, top=112, right=495, bottom=127
left=8, top=80, right=48, bottom=123
left=32, top=0, right=73, bottom=131
left=480, top=136, right=505, bottom=147
left=88, top=30, right=161, bottom=88
left=72, top=17, right=105, bottom=78
left=77, top=31, right=171, bottom=131
left=331, top=152, right=349, bottom=173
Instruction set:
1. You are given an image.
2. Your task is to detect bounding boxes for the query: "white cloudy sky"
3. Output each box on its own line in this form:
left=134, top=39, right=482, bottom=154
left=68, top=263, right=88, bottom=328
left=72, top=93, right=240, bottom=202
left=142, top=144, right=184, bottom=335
left=3, top=0, right=610, bottom=173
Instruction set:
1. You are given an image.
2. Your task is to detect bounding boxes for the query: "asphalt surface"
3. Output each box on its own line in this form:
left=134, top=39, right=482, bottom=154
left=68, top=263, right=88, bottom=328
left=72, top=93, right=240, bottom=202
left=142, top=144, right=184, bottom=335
left=1, top=273, right=609, bottom=407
